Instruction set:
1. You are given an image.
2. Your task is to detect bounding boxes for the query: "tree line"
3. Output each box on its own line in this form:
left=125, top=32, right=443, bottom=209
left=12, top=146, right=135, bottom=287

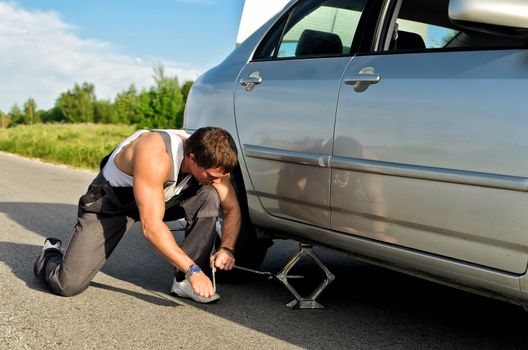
left=0, top=65, right=193, bottom=129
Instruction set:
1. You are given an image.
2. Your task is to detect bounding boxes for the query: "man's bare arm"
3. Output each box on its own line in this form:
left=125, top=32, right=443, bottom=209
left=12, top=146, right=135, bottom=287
left=211, top=175, right=241, bottom=270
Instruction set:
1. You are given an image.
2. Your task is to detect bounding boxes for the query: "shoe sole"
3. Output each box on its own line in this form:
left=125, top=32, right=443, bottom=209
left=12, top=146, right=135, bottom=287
left=170, top=289, right=220, bottom=304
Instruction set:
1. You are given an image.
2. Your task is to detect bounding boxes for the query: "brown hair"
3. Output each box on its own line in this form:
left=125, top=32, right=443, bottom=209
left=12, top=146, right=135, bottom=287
left=184, top=127, right=238, bottom=173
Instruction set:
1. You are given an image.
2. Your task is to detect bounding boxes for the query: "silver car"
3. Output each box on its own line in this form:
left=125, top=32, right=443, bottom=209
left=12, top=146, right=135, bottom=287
left=185, top=0, right=528, bottom=309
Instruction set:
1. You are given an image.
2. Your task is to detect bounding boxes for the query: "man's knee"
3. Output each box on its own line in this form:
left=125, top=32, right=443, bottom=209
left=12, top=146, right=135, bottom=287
left=198, top=185, right=220, bottom=203
left=185, top=185, right=220, bottom=219
left=34, top=254, right=84, bottom=297
left=51, top=279, right=89, bottom=297
left=47, top=266, right=91, bottom=297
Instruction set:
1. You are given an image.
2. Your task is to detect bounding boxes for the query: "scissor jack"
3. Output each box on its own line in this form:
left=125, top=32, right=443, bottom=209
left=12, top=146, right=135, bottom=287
left=223, top=243, right=336, bottom=309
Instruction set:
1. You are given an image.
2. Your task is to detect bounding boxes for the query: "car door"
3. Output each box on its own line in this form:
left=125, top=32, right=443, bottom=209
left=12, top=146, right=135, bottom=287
left=235, top=0, right=369, bottom=228
left=331, top=0, right=528, bottom=273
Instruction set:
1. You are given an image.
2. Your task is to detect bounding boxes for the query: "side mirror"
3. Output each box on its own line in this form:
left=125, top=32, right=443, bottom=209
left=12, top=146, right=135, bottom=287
left=449, top=0, right=528, bottom=38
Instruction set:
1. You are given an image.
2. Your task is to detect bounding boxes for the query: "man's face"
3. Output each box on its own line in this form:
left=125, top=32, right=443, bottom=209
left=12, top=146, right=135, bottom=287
left=188, top=154, right=226, bottom=185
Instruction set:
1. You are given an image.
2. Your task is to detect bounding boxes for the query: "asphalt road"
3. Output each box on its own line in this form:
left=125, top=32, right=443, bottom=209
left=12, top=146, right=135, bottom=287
left=1, top=151, right=528, bottom=350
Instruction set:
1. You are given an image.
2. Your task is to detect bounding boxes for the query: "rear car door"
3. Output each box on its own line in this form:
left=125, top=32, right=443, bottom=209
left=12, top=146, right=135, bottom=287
left=331, top=0, right=528, bottom=273
left=235, top=0, right=369, bottom=228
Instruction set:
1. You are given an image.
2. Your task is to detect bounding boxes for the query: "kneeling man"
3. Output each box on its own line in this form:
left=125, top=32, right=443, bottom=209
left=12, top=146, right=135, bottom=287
left=34, top=127, right=240, bottom=303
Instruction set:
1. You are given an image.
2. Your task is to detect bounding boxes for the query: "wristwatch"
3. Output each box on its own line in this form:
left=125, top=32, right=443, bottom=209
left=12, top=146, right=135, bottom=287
left=185, top=264, right=201, bottom=280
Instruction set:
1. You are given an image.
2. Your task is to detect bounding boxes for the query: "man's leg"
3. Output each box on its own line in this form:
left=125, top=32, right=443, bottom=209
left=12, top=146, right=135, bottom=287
left=168, top=185, right=222, bottom=303
left=175, top=185, right=220, bottom=280
left=34, top=212, right=135, bottom=296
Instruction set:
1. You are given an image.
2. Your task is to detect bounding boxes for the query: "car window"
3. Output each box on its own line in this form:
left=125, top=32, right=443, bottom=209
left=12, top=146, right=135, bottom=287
left=254, top=0, right=368, bottom=60
left=382, top=0, right=527, bottom=53
left=391, top=20, right=458, bottom=51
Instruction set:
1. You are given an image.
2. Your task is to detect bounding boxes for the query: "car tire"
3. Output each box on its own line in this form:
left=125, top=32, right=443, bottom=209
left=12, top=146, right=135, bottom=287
left=214, top=166, right=273, bottom=281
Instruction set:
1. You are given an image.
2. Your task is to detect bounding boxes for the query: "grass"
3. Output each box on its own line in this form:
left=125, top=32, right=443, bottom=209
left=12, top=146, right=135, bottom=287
left=0, top=123, right=136, bottom=170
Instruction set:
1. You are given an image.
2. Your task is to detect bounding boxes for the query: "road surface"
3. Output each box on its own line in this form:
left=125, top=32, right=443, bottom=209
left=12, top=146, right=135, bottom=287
left=1, top=151, right=528, bottom=349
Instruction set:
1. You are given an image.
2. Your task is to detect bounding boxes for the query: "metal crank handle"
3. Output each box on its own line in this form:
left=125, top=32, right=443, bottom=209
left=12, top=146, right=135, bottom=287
left=233, top=265, right=304, bottom=279
left=210, top=260, right=216, bottom=293
left=233, top=265, right=274, bottom=276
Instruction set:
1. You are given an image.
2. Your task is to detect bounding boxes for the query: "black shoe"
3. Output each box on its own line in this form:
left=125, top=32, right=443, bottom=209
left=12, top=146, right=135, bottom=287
left=33, top=238, right=63, bottom=281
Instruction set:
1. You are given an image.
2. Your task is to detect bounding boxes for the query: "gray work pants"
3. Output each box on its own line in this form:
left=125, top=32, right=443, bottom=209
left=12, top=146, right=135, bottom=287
left=34, top=172, right=220, bottom=297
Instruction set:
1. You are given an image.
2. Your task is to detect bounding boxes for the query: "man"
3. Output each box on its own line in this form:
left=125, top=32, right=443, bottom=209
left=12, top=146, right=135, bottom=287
left=34, top=127, right=241, bottom=303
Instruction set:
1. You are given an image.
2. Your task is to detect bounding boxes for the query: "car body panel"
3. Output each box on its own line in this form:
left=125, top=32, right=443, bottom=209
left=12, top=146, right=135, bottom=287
left=332, top=50, right=528, bottom=274
left=235, top=57, right=352, bottom=227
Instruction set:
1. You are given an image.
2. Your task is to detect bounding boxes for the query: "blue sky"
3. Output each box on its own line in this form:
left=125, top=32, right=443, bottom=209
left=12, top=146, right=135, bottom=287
left=0, top=0, right=245, bottom=111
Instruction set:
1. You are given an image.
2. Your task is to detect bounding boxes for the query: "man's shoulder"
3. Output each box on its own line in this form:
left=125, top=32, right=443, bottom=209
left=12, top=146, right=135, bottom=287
left=134, top=132, right=171, bottom=161
left=132, top=136, right=172, bottom=181
left=212, top=174, right=233, bottom=192
left=155, top=129, right=191, bottom=140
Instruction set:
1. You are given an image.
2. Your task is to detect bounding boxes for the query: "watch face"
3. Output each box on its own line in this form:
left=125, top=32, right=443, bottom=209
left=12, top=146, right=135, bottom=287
left=190, top=264, right=201, bottom=274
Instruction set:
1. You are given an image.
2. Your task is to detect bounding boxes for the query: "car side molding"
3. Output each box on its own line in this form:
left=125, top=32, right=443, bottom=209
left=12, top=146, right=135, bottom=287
left=244, top=144, right=528, bottom=192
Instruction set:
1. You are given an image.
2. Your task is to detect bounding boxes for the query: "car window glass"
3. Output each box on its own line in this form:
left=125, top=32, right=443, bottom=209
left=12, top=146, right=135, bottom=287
left=279, top=0, right=367, bottom=58
left=254, top=0, right=368, bottom=60
left=393, top=20, right=458, bottom=50
left=254, top=16, right=288, bottom=59
left=384, top=0, right=526, bottom=53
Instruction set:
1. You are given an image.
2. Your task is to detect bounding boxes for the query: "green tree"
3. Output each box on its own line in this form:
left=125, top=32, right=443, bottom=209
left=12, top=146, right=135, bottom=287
left=94, top=100, right=118, bottom=124
left=23, top=97, right=39, bottom=124
left=55, top=82, right=96, bottom=123
left=7, top=104, right=23, bottom=127
left=40, top=107, right=64, bottom=123
left=0, top=109, right=9, bottom=128
left=138, top=89, right=154, bottom=124
left=138, top=65, right=184, bottom=129
left=181, top=80, right=193, bottom=104
left=114, top=84, right=143, bottom=124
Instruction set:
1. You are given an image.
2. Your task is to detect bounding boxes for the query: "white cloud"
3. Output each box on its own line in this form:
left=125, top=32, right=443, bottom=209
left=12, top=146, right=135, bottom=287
left=0, top=2, right=201, bottom=112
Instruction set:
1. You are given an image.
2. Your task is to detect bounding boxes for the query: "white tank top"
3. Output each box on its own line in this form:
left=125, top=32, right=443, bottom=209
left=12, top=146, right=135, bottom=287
left=102, top=129, right=192, bottom=201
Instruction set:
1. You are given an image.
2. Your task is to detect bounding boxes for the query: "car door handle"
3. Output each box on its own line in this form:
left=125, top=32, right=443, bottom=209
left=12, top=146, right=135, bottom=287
left=240, top=72, right=262, bottom=91
left=344, top=74, right=381, bottom=85
left=240, top=76, right=262, bottom=85
left=344, top=67, right=381, bottom=92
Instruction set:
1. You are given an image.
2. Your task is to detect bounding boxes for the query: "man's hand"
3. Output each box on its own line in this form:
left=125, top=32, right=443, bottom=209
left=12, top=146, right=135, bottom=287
left=188, top=271, right=215, bottom=297
left=210, top=248, right=235, bottom=271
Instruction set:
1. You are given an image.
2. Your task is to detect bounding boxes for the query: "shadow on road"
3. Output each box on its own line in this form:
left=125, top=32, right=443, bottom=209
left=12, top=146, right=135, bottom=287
left=89, top=281, right=180, bottom=307
left=0, top=201, right=178, bottom=307
left=2, top=201, right=528, bottom=349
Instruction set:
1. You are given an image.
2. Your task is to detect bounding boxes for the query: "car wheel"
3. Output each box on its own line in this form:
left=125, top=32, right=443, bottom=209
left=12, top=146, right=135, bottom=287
left=214, top=166, right=273, bottom=281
